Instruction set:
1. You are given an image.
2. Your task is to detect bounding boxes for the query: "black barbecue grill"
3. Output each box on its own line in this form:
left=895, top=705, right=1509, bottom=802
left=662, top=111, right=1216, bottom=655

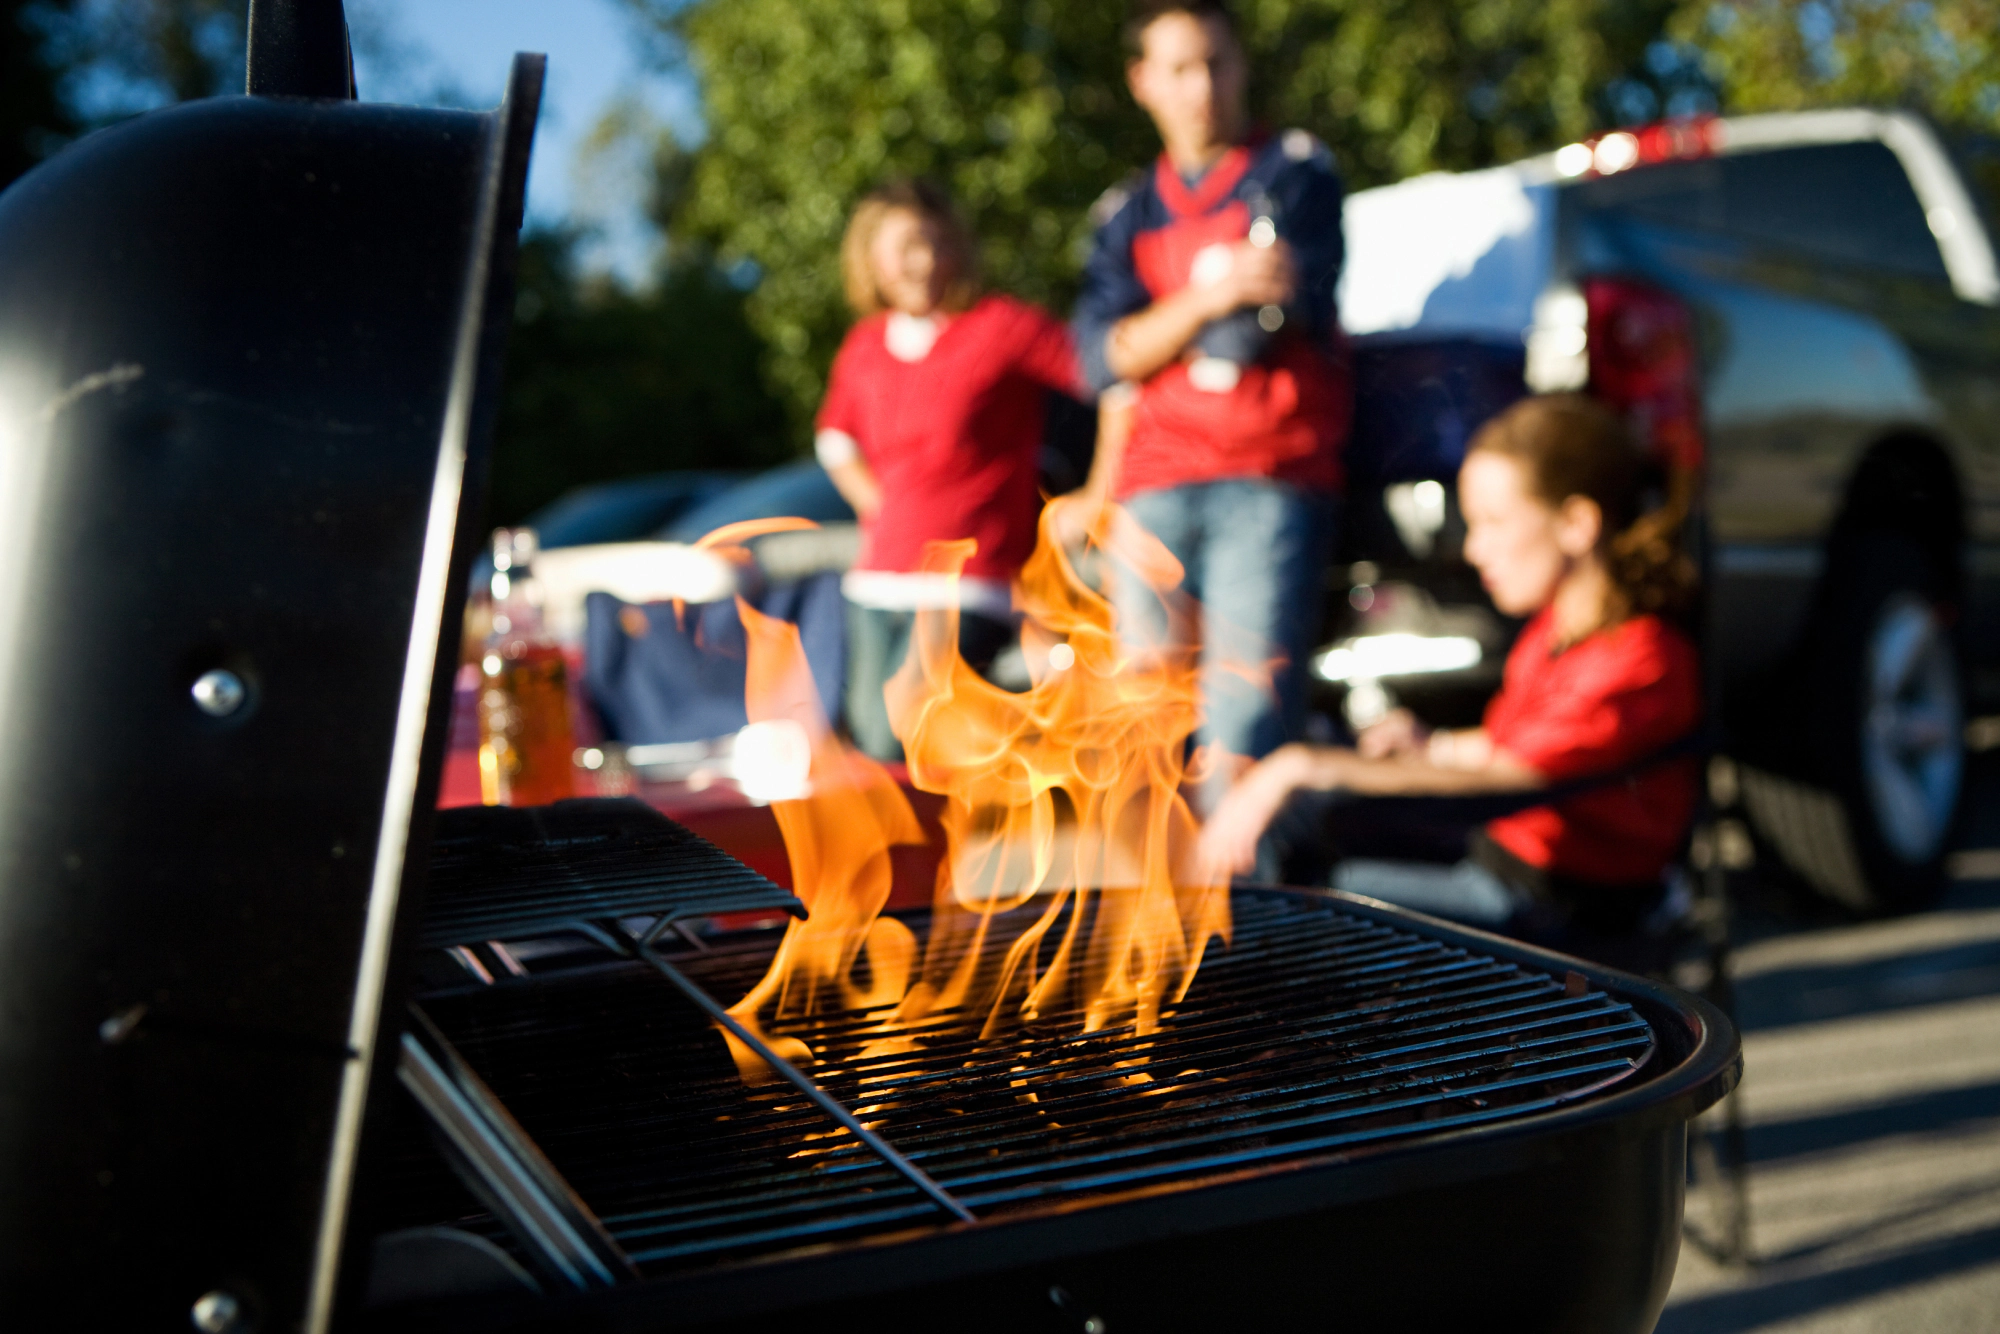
left=0, top=3, right=1737, bottom=1329
left=355, top=824, right=1735, bottom=1332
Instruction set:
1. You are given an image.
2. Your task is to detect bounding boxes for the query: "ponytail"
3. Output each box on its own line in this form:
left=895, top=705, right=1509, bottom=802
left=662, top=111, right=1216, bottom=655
left=1605, top=498, right=1695, bottom=619
left=1468, top=393, right=1695, bottom=621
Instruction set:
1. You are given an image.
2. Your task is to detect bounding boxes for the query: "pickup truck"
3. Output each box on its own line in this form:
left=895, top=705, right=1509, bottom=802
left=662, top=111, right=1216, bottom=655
left=1326, top=109, right=2000, bottom=913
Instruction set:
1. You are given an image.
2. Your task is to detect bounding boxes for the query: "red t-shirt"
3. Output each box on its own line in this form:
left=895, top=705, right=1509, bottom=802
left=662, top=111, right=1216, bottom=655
left=1118, top=149, right=1350, bottom=499
left=816, top=295, right=1080, bottom=582
left=1483, top=610, right=1702, bottom=885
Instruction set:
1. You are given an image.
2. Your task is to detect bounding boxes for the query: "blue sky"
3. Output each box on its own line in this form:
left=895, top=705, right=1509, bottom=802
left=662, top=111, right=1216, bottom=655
left=353, top=0, right=700, bottom=281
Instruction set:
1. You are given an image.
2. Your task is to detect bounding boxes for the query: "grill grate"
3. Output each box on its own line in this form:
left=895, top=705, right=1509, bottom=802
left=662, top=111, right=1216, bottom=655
left=384, top=889, right=1654, bottom=1275
left=419, top=798, right=801, bottom=950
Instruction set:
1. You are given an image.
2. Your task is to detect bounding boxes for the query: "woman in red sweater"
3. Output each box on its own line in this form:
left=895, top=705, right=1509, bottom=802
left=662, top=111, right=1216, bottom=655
left=1199, top=393, right=1701, bottom=935
left=816, top=179, right=1082, bottom=759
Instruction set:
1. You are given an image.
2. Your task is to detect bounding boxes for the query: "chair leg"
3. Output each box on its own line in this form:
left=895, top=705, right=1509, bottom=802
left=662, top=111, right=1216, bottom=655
left=1689, top=851, right=1754, bottom=1265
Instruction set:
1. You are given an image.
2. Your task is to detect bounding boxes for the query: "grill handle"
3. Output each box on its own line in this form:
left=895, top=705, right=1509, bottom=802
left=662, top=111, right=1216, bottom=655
left=397, top=1006, right=638, bottom=1291
left=246, top=0, right=357, bottom=98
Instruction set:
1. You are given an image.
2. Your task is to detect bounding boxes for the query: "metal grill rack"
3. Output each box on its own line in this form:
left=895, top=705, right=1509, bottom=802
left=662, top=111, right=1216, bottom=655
left=419, top=798, right=802, bottom=950
left=383, top=888, right=1656, bottom=1282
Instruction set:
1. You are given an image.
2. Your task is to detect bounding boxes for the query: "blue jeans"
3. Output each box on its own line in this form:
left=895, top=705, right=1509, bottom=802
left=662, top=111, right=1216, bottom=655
left=1113, top=479, right=1335, bottom=766
left=844, top=603, right=1014, bottom=761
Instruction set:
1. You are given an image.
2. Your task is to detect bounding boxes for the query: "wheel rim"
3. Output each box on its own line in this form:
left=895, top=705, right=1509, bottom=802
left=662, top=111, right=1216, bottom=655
left=1861, top=594, right=1963, bottom=864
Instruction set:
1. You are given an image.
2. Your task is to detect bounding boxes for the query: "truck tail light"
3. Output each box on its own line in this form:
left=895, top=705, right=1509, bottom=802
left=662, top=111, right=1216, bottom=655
left=1553, top=117, right=1720, bottom=179
left=1584, top=276, right=1705, bottom=477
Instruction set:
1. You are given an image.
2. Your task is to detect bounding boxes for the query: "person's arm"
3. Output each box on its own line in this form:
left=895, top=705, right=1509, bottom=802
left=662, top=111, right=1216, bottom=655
left=1072, top=185, right=1152, bottom=398
left=1104, top=239, right=1295, bottom=382
left=1275, top=151, right=1346, bottom=340
left=1081, top=384, right=1134, bottom=500
left=823, top=452, right=882, bottom=523
left=1290, top=743, right=1539, bottom=796
left=1049, top=385, right=1135, bottom=549
left=1356, top=707, right=1425, bottom=758
left=1426, top=726, right=1496, bottom=770
left=1197, top=740, right=1540, bottom=879
left=814, top=334, right=880, bottom=522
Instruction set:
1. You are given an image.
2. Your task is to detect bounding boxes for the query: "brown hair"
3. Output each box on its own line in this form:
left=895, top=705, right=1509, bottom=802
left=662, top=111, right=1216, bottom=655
left=839, top=178, right=980, bottom=318
left=1467, top=393, right=1696, bottom=621
left=1123, top=0, right=1235, bottom=58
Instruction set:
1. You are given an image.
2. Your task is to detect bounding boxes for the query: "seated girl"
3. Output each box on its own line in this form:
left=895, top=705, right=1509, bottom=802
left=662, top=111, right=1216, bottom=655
left=1197, top=393, right=1701, bottom=938
left=816, top=179, right=1083, bottom=760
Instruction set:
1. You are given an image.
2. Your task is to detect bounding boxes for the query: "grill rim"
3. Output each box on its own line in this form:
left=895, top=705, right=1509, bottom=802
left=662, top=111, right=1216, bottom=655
left=367, top=887, right=1739, bottom=1330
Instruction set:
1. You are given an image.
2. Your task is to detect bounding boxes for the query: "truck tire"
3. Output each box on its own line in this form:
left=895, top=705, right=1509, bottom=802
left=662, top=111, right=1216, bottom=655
left=1784, top=533, right=1965, bottom=912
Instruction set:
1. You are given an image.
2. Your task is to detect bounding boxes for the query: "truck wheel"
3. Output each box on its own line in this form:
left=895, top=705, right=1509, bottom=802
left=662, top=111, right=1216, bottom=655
left=1805, top=534, right=1963, bottom=911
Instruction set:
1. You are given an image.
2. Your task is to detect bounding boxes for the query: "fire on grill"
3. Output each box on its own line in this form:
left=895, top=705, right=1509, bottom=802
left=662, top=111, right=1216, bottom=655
left=717, top=498, right=1229, bottom=1078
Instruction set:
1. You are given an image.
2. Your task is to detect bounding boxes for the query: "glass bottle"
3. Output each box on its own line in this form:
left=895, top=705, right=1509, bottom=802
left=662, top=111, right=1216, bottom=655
left=1189, top=188, right=1287, bottom=394
left=476, top=528, right=576, bottom=806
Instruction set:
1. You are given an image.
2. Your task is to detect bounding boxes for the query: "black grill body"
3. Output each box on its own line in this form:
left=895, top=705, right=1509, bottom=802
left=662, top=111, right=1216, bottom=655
left=365, top=889, right=1736, bottom=1334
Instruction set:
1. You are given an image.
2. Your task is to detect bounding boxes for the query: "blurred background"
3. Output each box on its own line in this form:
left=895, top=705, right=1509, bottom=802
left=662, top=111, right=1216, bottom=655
left=7, top=0, right=1992, bottom=530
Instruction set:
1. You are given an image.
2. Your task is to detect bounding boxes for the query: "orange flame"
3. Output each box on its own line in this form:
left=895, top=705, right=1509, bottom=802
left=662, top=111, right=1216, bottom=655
left=719, top=496, right=1229, bottom=1077
left=887, top=497, right=1230, bottom=1039
left=720, top=598, right=926, bottom=1081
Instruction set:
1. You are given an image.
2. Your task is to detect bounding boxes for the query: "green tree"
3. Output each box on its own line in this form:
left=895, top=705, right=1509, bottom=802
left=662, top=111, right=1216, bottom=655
left=488, top=229, right=792, bottom=525
left=1672, top=0, right=2000, bottom=130
left=28, top=0, right=247, bottom=121
left=1, top=1, right=73, bottom=189
left=627, top=0, right=1686, bottom=432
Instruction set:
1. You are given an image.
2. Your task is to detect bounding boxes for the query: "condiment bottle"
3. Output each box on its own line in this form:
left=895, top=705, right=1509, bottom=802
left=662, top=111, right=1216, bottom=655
left=476, top=527, right=576, bottom=806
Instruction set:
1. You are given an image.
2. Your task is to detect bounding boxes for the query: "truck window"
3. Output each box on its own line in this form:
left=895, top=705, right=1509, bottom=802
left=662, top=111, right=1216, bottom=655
left=1574, top=142, right=1950, bottom=282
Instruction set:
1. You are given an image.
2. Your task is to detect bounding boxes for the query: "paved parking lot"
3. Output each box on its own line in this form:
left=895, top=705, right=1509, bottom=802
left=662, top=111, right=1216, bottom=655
left=1658, top=764, right=2000, bottom=1332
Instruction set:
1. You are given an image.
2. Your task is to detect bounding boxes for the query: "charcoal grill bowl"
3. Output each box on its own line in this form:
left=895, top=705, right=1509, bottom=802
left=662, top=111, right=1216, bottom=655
left=364, top=888, right=1737, bottom=1334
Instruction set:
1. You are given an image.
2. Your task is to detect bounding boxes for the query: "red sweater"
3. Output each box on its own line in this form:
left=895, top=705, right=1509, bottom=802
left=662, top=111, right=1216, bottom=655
left=817, top=295, right=1080, bottom=582
left=1483, top=610, right=1702, bottom=885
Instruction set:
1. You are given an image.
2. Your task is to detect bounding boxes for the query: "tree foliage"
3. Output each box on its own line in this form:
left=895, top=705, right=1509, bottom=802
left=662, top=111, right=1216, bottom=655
left=1, top=1, right=73, bottom=189
left=1673, top=0, right=2000, bottom=131
left=629, top=0, right=1688, bottom=431
left=489, top=230, right=791, bottom=525
left=27, top=0, right=248, bottom=121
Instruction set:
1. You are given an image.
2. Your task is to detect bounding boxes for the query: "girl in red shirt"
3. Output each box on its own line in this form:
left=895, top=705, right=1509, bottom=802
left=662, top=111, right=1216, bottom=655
left=1198, top=393, right=1701, bottom=934
left=816, top=180, right=1083, bottom=759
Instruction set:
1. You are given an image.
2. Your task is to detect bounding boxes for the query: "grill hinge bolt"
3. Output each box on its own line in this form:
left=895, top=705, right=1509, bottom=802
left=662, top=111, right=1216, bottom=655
left=191, top=669, right=248, bottom=718
left=190, top=1289, right=243, bottom=1333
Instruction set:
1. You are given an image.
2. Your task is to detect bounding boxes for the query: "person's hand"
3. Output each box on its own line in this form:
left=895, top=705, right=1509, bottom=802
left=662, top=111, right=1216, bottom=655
left=1195, top=238, right=1296, bottom=320
left=1046, top=490, right=1106, bottom=551
left=1357, top=707, right=1427, bottom=759
left=1196, top=744, right=1323, bottom=882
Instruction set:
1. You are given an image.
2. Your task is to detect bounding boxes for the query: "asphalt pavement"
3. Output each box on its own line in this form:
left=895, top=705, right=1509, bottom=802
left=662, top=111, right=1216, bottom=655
left=1657, top=756, right=2000, bottom=1332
